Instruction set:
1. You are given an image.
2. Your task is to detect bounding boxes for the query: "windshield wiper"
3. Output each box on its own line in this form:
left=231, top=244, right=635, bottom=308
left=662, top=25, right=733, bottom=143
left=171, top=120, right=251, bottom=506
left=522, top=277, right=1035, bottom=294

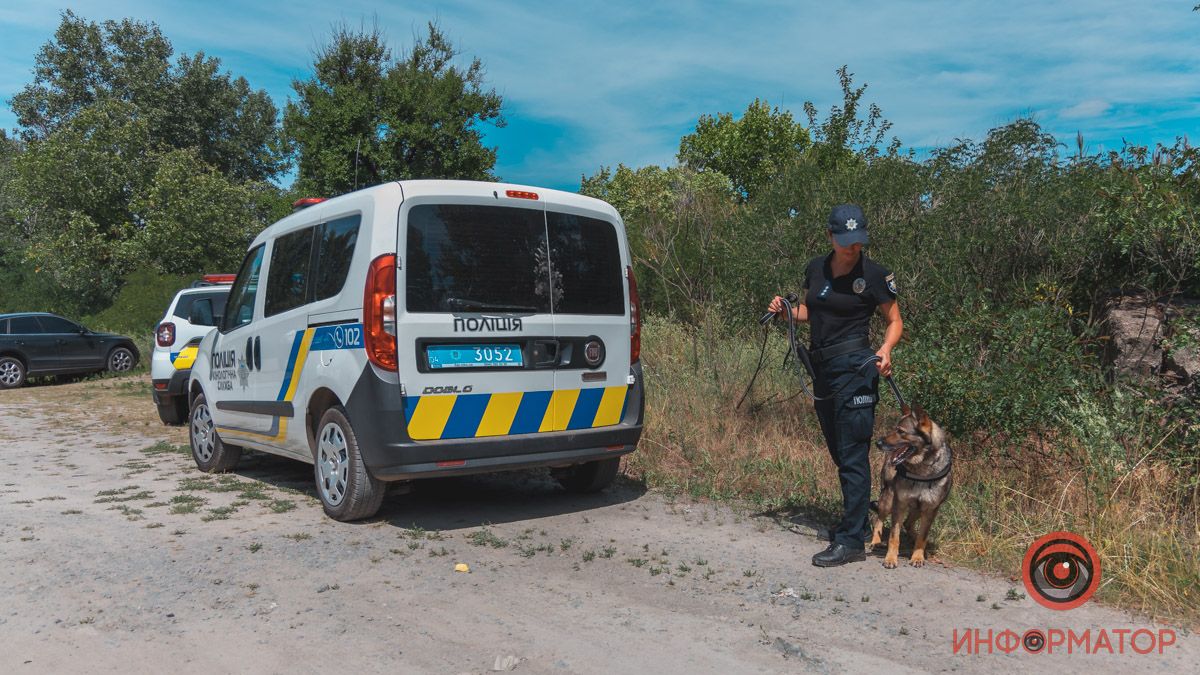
left=446, top=297, right=538, bottom=313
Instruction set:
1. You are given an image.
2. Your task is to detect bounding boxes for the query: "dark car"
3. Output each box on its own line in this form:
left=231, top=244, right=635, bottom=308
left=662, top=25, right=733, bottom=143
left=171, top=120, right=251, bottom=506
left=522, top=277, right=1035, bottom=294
left=0, top=313, right=140, bottom=389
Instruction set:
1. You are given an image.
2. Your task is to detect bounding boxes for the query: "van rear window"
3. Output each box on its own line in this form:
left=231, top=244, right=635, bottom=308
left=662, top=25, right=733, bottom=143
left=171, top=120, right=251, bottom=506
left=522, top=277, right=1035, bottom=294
left=405, top=204, right=623, bottom=315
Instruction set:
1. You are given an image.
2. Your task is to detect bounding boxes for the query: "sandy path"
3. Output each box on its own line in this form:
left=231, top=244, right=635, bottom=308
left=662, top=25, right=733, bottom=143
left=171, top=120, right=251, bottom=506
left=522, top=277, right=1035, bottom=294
left=1, top=375, right=1195, bottom=674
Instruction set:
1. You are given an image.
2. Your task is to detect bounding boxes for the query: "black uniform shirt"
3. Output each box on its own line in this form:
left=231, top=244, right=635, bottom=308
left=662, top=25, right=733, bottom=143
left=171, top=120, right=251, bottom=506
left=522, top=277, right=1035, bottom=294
left=803, top=253, right=896, bottom=349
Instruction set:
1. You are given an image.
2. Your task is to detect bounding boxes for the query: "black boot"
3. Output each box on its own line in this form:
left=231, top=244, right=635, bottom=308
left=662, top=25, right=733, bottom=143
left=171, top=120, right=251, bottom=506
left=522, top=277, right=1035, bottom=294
left=812, top=543, right=866, bottom=567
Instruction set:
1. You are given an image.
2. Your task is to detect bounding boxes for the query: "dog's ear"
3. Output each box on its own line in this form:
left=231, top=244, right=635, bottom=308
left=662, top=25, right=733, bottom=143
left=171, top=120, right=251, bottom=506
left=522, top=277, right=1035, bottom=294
left=913, top=403, right=933, bottom=436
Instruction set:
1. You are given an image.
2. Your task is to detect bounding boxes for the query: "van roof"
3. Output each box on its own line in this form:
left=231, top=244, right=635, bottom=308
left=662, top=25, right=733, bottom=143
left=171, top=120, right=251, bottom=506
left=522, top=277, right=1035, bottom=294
left=254, top=180, right=622, bottom=248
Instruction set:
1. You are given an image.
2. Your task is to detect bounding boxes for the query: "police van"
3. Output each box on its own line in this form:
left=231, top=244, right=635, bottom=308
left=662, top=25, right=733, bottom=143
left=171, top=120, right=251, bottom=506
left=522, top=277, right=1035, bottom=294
left=187, top=181, right=645, bottom=521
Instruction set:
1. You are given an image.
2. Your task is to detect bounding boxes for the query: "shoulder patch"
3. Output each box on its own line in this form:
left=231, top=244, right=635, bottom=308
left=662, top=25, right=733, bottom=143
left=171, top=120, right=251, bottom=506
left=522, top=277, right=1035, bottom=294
left=886, top=273, right=897, bottom=295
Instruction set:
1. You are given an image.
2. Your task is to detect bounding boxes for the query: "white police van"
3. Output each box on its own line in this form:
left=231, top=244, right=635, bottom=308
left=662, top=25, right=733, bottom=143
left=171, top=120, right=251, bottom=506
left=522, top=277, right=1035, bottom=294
left=187, top=181, right=645, bottom=521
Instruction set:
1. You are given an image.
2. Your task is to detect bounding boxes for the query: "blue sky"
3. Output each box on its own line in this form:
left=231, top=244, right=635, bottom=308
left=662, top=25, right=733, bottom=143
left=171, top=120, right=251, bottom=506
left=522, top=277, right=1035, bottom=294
left=3, top=1, right=1200, bottom=192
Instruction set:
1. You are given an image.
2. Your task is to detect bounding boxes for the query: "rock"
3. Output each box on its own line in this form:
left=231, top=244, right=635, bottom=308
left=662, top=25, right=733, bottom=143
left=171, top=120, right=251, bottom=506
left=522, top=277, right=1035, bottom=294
left=1163, top=302, right=1200, bottom=389
left=1101, top=294, right=1165, bottom=380
left=773, top=637, right=805, bottom=658
left=491, top=654, right=520, bottom=671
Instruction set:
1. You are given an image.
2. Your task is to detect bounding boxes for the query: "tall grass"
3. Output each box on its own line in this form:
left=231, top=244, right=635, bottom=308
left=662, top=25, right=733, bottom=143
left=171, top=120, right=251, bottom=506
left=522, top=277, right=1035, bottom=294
left=632, top=316, right=1200, bottom=626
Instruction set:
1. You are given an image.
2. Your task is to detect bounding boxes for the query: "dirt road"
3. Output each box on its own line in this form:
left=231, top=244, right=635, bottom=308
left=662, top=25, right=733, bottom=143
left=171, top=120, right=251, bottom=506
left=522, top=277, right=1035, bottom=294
left=1, top=375, right=1195, bottom=673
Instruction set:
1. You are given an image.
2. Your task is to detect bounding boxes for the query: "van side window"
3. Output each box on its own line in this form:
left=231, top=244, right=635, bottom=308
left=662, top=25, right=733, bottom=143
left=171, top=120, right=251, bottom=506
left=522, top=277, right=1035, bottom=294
left=265, top=227, right=315, bottom=317
left=546, top=212, right=624, bottom=315
left=313, top=214, right=361, bottom=301
left=222, top=245, right=265, bottom=332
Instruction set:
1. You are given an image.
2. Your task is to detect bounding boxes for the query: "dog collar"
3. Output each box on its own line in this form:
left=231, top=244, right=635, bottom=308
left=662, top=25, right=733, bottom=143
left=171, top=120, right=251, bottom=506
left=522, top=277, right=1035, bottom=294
left=895, top=447, right=952, bottom=483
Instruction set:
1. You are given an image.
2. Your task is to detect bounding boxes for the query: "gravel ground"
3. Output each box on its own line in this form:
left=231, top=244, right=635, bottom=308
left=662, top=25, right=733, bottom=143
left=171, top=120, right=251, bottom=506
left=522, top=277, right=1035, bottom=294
left=1, top=374, right=1196, bottom=674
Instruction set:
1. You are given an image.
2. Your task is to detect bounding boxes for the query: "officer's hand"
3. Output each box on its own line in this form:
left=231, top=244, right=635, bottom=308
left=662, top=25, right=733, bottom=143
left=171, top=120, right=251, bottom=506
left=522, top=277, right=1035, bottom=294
left=768, top=295, right=784, bottom=314
left=875, top=348, right=893, bottom=377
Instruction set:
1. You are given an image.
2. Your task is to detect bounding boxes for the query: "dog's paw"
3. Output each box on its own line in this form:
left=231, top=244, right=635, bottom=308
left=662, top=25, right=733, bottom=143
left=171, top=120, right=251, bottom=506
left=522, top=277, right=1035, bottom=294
left=910, top=550, right=926, bottom=567
left=882, top=556, right=898, bottom=569
left=868, top=537, right=883, bottom=548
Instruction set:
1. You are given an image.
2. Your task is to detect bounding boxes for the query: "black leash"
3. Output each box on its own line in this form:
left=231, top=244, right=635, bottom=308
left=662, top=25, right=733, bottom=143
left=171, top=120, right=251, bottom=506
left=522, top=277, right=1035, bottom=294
left=739, top=295, right=907, bottom=408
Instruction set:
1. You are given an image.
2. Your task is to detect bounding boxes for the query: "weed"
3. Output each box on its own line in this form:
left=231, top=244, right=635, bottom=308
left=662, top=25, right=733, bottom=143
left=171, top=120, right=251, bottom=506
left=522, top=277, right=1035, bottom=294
left=582, top=550, right=596, bottom=562
left=61, top=509, right=83, bottom=515
left=248, top=542, right=262, bottom=553
left=1005, top=588, right=1025, bottom=601
left=141, top=441, right=188, bottom=456
left=284, top=533, right=312, bottom=541
left=468, top=527, right=509, bottom=549
left=95, top=490, right=154, bottom=504
left=202, top=506, right=237, bottom=521
left=627, top=558, right=647, bottom=568
left=145, top=522, right=164, bottom=529
left=560, top=538, right=574, bottom=552
left=601, top=546, right=616, bottom=559
left=428, top=547, right=449, bottom=557
left=169, top=494, right=206, bottom=514
left=269, top=500, right=296, bottom=513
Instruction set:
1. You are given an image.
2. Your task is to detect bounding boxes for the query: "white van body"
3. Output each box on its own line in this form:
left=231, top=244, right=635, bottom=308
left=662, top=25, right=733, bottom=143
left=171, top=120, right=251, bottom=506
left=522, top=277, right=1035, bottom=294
left=188, top=181, right=644, bottom=520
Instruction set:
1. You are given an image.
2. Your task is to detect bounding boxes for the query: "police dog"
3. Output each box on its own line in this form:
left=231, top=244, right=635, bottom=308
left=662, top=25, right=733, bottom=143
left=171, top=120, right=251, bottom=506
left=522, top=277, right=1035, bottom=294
left=870, top=404, right=953, bottom=568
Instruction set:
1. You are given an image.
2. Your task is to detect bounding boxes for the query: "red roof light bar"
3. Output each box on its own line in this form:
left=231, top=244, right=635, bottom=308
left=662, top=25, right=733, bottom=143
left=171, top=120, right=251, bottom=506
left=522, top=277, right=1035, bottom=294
left=505, top=190, right=539, bottom=200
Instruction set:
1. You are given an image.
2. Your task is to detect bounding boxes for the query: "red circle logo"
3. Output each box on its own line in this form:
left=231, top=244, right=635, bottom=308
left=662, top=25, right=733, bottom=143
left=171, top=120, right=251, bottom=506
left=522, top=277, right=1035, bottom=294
left=1022, top=532, right=1100, bottom=610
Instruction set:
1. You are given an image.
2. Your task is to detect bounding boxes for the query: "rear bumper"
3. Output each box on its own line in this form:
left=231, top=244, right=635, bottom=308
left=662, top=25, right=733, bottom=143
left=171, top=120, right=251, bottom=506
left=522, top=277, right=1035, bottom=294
left=151, top=367, right=191, bottom=405
left=346, top=362, right=646, bottom=482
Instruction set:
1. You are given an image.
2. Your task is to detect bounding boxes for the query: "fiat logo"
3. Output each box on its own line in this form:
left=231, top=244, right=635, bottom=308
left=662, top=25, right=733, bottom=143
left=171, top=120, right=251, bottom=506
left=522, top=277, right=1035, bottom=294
left=584, top=340, right=604, bottom=367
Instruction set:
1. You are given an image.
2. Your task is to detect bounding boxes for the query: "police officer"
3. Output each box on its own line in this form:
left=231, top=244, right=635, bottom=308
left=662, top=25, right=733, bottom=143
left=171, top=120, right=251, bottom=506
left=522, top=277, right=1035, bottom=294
left=767, top=204, right=903, bottom=567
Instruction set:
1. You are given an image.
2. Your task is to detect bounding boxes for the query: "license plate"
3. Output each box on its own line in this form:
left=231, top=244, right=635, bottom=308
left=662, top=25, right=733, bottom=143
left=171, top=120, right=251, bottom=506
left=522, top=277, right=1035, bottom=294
left=427, top=344, right=523, bottom=369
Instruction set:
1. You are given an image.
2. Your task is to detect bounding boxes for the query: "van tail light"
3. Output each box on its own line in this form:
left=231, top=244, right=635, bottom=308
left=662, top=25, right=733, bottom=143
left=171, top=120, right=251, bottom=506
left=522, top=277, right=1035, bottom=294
left=627, top=266, right=641, bottom=363
left=364, top=254, right=398, bottom=371
left=156, top=322, right=176, bottom=347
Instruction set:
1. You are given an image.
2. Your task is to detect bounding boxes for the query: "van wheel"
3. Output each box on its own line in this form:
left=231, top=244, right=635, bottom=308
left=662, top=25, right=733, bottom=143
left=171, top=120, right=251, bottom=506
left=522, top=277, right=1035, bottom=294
left=189, top=393, right=242, bottom=472
left=314, top=406, right=385, bottom=521
left=556, top=457, right=621, bottom=493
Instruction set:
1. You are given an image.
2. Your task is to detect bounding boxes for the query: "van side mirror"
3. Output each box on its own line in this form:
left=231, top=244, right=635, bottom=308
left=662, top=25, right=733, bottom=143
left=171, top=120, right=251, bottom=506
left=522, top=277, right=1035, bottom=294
left=190, top=298, right=215, bottom=326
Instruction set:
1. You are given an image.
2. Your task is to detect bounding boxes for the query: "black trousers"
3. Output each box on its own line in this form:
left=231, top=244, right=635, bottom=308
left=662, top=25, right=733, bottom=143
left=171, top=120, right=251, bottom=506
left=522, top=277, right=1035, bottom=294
left=812, top=348, right=879, bottom=551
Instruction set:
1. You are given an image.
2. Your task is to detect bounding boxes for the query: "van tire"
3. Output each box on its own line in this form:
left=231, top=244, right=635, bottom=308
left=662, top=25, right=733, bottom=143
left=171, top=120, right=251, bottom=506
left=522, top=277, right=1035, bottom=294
left=556, top=457, right=621, bottom=493
left=189, top=393, right=242, bottom=472
left=314, top=406, right=385, bottom=521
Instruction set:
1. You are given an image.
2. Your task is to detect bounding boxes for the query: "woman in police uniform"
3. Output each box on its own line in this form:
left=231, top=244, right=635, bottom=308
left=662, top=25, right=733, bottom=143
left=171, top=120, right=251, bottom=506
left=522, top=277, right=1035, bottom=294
left=767, top=204, right=903, bottom=567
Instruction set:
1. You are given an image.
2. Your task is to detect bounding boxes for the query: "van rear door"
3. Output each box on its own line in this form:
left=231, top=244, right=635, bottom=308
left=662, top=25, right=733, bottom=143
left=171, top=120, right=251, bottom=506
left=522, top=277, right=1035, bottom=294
left=396, top=198, right=557, bottom=441
left=542, top=209, right=631, bottom=432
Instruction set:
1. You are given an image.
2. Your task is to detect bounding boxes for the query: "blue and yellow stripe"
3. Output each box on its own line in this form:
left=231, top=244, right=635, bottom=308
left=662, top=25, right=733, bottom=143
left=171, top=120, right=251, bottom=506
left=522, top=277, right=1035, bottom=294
left=404, top=385, right=629, bottom=440
left=218, top=328, right=316, bottom=444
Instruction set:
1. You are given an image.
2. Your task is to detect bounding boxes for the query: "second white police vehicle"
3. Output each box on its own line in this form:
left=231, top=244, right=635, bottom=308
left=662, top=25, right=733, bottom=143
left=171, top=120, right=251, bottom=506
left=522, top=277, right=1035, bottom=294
left=188, top=181, right=645, bottom=521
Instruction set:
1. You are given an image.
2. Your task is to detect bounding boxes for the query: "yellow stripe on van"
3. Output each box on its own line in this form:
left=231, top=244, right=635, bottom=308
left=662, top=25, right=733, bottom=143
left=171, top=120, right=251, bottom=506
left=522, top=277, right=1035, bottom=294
left=476, top=391, right=523, bottom=437
left=173, top=345, right=199, bottom=370
left=593, top=386, right=628, bottom=427
left=283, top=329, right=315, bottom=402
left=408, top=395, right=457, bottom=440
left=540, top=389, right=580, bottom=432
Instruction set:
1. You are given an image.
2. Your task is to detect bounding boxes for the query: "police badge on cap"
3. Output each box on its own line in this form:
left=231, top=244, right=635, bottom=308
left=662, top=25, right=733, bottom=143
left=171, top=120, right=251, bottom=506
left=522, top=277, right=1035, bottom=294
left=828, top=204, right=869, bottom=247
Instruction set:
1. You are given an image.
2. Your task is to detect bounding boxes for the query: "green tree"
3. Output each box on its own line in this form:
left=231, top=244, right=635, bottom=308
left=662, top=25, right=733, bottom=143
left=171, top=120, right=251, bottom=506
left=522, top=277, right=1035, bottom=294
left=678, top=98, right=810, bottom=202
left=9, top=100, right=277, bottom=309
left=283, top=21, right=505, bottom=196
left=10, top=10, right=281, bottom=181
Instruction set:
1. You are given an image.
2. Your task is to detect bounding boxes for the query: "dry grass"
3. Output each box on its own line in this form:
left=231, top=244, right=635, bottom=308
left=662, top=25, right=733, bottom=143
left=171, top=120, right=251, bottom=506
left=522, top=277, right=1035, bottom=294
left=631, top=316, right=1200, bottom=627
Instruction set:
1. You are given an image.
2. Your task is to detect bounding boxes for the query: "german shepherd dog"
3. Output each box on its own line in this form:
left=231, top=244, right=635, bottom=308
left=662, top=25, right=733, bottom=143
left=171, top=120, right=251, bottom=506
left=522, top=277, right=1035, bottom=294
left=870, top=404, right=953, bottom=568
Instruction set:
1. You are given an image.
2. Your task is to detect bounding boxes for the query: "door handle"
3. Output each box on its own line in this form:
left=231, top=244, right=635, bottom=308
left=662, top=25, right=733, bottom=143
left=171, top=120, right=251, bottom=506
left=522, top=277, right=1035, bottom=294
left=533, top=339, right=559, bottom=367
left=254, top=336, right=261, bottom=371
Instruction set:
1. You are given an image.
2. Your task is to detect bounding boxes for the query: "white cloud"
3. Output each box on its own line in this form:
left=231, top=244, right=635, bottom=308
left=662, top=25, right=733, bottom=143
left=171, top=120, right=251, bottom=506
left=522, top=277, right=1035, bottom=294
left=3, top=0, right=1200, bottom=185
left=1061, top=99, right=1111, bottom=120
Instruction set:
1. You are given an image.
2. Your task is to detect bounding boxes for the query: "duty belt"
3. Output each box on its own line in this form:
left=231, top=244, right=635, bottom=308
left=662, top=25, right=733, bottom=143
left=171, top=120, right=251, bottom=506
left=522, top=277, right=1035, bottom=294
left=809, top=336, right=872, bottom=364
